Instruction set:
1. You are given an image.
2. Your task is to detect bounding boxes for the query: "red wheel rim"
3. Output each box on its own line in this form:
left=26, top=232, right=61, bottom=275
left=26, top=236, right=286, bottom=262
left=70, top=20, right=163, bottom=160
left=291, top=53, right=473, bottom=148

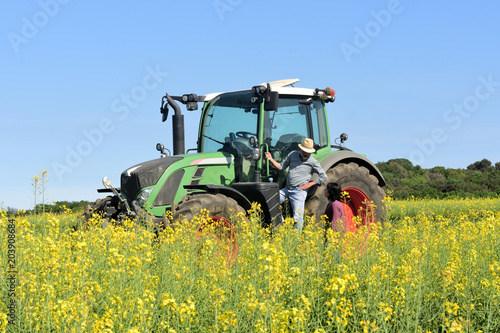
left=342, top=187, right=375, bottom=230
left=338, top=187, right=374, bottom=260
left=196, top=216, right=238, bottom=266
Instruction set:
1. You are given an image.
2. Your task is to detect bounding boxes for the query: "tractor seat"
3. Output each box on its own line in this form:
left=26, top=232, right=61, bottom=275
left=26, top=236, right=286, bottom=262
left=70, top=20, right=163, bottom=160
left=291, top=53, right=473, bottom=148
left=274, top=133, right=305, bottom=158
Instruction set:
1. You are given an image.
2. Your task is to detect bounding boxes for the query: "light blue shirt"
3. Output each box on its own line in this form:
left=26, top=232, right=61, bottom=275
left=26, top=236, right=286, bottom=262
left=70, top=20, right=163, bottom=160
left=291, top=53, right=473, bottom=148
left=279, top=151, right=327, bottom=187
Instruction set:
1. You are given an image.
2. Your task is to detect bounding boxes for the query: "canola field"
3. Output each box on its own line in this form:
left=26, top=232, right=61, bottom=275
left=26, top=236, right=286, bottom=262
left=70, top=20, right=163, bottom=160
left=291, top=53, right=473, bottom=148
left=1, top=197, right=500, bottom=332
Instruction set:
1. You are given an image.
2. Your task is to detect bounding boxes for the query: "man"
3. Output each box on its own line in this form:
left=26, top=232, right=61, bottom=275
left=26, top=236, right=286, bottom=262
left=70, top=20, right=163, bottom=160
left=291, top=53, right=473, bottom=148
left=265, top=138, right=327, bottom=231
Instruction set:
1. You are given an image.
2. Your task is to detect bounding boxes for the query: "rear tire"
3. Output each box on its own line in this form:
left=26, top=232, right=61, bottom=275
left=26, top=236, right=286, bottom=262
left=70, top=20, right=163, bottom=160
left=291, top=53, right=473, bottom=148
left=305, top=162, right=385, bottom=225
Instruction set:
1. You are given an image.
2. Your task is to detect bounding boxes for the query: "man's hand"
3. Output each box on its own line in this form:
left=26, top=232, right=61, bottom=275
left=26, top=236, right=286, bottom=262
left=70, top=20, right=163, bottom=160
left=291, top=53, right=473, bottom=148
left=300, top=181, right=316, bottom=191
left=265, top=151, right=280, bottom=169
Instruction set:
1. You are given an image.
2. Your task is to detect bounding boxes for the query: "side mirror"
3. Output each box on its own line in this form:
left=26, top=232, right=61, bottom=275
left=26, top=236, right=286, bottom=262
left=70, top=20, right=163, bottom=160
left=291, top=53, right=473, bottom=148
left=264, top=91, right=279, bottom=111
left=160, top=96, right=169, bottom=122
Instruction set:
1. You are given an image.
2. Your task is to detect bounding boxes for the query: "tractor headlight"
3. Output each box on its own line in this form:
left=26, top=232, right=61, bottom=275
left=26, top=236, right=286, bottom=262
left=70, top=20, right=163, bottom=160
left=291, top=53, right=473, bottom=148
left=136, top=188, right=153, bottom=206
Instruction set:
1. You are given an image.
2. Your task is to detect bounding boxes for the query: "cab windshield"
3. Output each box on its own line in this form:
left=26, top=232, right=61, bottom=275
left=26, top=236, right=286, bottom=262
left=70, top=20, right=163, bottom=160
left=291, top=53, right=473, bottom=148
left=263, top=97, right=327, bottom=161
left=200, top=91, right=258, bottom=157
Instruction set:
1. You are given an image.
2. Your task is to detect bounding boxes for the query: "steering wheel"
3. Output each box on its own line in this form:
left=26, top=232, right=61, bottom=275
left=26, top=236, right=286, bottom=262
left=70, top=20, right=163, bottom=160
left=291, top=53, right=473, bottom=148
left=236, top=131, right=256, bottom=139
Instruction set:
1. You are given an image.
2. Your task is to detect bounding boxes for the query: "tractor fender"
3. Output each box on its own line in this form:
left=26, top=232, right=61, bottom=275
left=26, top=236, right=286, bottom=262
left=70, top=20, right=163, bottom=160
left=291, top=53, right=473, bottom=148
left=318, top=150, right=386, bottom=186
left=183, top=184, right=253, bottom=212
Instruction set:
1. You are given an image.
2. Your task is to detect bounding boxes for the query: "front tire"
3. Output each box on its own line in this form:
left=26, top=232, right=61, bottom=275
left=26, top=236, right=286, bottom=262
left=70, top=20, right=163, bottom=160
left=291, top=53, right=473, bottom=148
left=172, top=193, right=247, bottom=223
left=172, top=193, right=247, bottom=265
left=84, top=195, right=120, bottom=225
left=305, top=162, right=385, bottom=226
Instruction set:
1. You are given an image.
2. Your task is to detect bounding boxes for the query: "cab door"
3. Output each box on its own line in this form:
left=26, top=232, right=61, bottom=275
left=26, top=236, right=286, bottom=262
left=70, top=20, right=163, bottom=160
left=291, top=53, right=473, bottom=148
left=262, top=97, right=329, bottom=185
left=199, top=91, right=260, bottom=183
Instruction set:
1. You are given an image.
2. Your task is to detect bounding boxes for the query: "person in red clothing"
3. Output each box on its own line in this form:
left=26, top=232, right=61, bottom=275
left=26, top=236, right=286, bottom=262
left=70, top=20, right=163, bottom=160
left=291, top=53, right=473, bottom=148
left=323, top=182, right=346, bottom=233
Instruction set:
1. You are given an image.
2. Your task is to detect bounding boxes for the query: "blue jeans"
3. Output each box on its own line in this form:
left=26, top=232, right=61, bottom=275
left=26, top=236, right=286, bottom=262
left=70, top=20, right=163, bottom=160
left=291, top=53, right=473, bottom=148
left=280, top=185, right=308, bottom=231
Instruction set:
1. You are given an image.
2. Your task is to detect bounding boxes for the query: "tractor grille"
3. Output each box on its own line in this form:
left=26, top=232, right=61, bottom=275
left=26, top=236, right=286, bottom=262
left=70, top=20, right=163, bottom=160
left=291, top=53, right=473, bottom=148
left=121, top=172, right=142, bottom=205
left=153, top=169, right=185, bottom=207
left=120, top=157, right=182, bottom=204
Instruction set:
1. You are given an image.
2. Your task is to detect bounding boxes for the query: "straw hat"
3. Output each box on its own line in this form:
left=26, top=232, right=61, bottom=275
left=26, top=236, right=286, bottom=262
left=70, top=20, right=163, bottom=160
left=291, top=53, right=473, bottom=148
left=298, top=138, right=315, bottom=153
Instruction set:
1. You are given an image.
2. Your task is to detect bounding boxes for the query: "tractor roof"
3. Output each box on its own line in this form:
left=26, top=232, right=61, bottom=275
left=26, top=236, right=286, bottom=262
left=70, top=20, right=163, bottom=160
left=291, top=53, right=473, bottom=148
left=200, top=79, right=322, bottom=102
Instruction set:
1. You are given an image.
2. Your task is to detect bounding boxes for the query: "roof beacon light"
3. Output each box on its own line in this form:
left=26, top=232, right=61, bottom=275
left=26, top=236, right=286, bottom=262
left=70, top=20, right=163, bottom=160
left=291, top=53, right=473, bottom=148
left=324, top=87, right=335, bottom=97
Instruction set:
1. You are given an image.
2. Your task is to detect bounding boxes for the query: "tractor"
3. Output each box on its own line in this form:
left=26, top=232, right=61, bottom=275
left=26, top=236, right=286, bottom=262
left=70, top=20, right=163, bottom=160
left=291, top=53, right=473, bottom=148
left=88, top=79, right=385, bottom=232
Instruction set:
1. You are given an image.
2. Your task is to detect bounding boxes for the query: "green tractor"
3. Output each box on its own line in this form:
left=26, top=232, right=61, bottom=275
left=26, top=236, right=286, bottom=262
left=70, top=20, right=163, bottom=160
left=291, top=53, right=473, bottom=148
left=88, top=79, right=385, bottom=231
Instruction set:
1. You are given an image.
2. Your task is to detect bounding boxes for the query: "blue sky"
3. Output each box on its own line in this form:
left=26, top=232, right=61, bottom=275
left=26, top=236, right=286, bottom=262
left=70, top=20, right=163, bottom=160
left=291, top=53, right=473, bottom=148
left=1, top=0, right=499, bottom=210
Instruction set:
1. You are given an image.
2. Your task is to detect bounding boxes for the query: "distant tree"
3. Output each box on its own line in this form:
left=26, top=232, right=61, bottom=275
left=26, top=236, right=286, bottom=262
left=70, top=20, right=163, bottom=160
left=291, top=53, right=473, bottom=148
left=390, top=158, right=413, bottom=171
left=7, top=207, right=18, bottom=215
left=426, top=171, right=445, bottom=181
left=52, top=200, right=93, bottom=213
left=467, top=159, right=493, bottom=172
left=496, top=162, right=500, bottom=170
left=484, top=172, right=500, bottom=192
left=32, top=200, right=92, bottom=214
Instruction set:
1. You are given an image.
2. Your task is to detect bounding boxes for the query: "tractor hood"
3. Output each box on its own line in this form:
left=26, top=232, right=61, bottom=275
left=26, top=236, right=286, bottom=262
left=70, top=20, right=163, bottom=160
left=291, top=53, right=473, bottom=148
left=120, top=156, right=183, bottom=203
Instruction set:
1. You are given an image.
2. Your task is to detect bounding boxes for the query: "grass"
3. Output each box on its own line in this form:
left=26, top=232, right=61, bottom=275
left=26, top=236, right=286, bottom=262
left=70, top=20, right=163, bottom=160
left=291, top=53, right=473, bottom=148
left=1, top=198, right=500, bottom=332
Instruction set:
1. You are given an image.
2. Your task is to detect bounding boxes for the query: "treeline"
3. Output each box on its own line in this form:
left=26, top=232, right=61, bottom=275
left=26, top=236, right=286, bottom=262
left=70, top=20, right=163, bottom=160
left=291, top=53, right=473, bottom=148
left=376, top=158, right=500, bottom=199
left=35, top=200, right=93, bottom=213
left=3, top=200, right=93, bottom=216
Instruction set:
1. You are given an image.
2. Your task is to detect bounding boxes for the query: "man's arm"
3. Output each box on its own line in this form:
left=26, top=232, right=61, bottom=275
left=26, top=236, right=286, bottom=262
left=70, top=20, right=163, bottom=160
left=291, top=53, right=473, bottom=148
left=314, top=160, right=328, bottom=185
left=265, top=151, right=281, bottom=169
left=300, top=159, right=327, bottom=190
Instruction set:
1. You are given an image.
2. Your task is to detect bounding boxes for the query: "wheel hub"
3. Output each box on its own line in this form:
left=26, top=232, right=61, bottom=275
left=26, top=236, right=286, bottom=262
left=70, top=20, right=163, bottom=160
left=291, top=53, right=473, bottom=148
left=196, top=216, right=238, bottom=266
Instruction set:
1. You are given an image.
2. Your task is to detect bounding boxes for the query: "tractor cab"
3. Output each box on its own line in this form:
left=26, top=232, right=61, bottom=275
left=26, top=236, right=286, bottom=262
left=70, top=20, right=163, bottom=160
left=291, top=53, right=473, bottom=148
left=197, top=80, right=334, bottom=186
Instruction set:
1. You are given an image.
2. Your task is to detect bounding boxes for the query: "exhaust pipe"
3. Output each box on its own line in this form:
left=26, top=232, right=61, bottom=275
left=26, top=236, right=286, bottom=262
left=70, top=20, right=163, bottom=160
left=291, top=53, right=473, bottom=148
left=172, top=113, right=184, bottom=156
left=161, top=94, right=185, bottom=155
